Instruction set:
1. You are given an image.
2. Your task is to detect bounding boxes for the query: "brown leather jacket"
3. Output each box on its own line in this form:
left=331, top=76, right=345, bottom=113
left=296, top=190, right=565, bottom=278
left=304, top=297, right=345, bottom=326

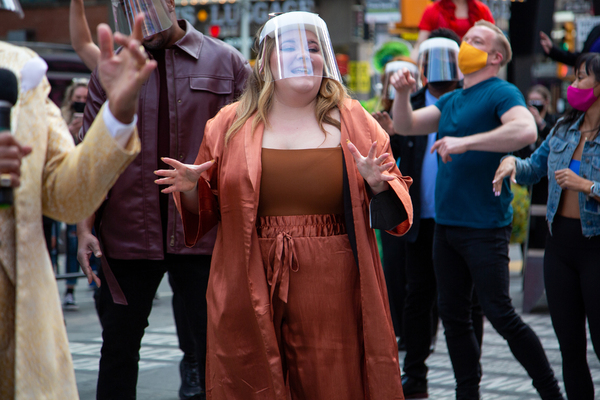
left=82, top=20, right=250, bottom=259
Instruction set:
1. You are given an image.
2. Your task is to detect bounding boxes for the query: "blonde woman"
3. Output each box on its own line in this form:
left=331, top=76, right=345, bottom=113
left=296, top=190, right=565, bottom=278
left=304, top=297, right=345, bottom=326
left=60, top=78, right=89, bottom=143
left=156, top=11, right=412, bottom=400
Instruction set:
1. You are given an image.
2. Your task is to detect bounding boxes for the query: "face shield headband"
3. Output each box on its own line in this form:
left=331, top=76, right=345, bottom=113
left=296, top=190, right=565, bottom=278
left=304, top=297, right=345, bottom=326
left=382, top=61, right=418, bottom=100
left=111, top=0, right=172, bottom=39
left=0, top=0, right=24, bottom=18
left=257, top=11, right=342, bottom=83
left=418, top=38, right=460, bottom=87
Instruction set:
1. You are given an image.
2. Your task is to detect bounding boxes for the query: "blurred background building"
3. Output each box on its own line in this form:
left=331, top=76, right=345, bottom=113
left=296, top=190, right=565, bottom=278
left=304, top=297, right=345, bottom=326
left=1, top=0, right=600, bottom=105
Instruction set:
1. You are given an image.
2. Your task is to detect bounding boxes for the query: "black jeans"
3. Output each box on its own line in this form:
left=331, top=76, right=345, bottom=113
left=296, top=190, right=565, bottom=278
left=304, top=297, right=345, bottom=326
left=170, top=273, right=197, bottom=363
left=403, top=219, right=483, bottom=381
left=96, top=254, right=211, bottom=400
left=380, top=230, right=407, bottom=339
left=433, top=224, right=562, bottom=400
left=544, top=215, right=600, bottom=400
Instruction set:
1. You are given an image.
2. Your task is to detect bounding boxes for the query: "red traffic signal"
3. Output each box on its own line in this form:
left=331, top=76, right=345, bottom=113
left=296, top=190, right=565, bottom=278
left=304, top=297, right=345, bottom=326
left=209, top=25, right=221, bottom=38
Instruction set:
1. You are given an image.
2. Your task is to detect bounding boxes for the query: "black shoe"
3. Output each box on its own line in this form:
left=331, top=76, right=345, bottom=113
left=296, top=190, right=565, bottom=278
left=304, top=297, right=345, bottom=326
left=402, top=375, right=428, bottom=399
left=397, top=336, right=406, bottom=352
left=179, top=359, right=204, bottom=400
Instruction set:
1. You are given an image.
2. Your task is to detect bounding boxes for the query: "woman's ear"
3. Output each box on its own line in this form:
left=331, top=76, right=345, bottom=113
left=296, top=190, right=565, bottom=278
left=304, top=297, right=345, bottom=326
left=164, top=0, right=176, bottom=12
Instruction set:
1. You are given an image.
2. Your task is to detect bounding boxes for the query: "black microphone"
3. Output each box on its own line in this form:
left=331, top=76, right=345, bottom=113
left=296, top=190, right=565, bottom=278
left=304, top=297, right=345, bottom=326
left=0, top=68, right=19, bottom=208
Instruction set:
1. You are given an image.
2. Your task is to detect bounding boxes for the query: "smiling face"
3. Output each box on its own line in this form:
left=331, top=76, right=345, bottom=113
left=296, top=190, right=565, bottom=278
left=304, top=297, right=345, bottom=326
left=270, top=29, right=324, bottom=81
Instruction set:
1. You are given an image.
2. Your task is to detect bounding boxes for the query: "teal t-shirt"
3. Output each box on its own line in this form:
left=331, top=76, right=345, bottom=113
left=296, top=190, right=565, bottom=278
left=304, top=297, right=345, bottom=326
left=434, top=77, right=525, bottom=229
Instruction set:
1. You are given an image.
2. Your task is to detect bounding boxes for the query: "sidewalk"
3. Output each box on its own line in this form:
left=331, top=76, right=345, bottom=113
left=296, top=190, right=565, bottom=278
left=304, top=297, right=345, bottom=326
left=60, top=255, right=600, bottom=400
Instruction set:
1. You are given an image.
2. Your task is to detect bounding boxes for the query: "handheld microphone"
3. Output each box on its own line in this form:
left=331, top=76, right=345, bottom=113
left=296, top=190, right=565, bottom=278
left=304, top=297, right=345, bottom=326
left=0, top=68, right=19, bottom=208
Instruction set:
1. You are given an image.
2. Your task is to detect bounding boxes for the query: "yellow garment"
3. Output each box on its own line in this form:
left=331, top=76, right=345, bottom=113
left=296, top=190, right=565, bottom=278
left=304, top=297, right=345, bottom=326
left=0, top=41, right=141, bottom=400
left=457, top=41, right=488, bottom=75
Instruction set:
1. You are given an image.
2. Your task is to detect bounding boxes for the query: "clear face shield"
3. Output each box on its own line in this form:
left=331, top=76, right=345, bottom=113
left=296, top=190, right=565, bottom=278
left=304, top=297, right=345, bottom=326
left=0, top=0, right=24, bottom=18
left=111, top=0, right=172, bottom=39
left=382, top=61, right=418, bottom=100
left=417, top=38, right=460, bottom=88
left=258, top=12, right=342, bottom=83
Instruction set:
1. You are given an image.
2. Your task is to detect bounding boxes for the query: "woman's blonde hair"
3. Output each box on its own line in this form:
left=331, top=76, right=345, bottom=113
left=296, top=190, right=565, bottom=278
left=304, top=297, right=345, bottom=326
left=225, top=30, right=349, bottom=144
left=61, top=78, right=89, bottom=124
left=527, top=84, right=553, bottom=113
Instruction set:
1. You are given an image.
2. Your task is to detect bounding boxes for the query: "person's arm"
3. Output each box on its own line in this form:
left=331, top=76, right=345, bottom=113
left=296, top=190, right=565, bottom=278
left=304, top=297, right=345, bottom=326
left=431, top=105, right=537, bottom=163
left=155, top=157, right=215, bottom=213
left=540, top=31, right=579, bottom=67
left=390, top=68, right=441, bottom=136
left=42, top=15, right=155, bottom=223
left=70, top=0, right=101, bottom=71
left=359, top=110, right=413, bottom=235
left=482, top=3, right=495, bottom=23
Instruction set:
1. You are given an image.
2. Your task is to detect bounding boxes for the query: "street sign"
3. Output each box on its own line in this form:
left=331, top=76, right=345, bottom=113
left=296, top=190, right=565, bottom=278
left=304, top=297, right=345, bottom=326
left=364, top=0, right=400, bottom=24
left=576, top=16, right=600, bottom=52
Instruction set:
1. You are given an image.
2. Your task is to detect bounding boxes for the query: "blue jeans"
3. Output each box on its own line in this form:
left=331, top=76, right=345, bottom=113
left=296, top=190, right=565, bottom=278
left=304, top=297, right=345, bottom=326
left=433, top=224, right=562, bottom=400
left=65, top=224, right=79, bottom=286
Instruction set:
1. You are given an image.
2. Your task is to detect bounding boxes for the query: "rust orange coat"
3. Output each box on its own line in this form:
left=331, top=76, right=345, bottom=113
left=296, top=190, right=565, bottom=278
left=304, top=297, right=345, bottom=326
left=175, top=99, right=413, bottom=399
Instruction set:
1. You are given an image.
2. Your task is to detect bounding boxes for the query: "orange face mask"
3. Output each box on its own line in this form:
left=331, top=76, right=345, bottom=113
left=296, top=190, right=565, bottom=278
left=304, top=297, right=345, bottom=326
left=457, top=42, right=488, bottom=75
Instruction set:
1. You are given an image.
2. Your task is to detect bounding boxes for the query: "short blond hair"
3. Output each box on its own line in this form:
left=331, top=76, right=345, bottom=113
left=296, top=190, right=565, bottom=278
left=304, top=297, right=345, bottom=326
left=474, top=20, right=512, bottom=66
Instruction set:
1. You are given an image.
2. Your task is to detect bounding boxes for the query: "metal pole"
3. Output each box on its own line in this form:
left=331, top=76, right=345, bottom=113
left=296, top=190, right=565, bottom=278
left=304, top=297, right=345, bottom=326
left=240, top=0, right=251, bottom=60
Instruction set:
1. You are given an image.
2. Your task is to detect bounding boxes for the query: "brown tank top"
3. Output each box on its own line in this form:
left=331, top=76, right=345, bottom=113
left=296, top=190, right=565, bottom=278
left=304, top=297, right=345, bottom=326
left=258, top=147, right=344, bottom=217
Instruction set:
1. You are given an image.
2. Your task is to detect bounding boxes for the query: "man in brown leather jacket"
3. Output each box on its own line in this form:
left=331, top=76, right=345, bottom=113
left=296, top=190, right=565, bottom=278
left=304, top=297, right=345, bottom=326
left=76, top=1, right=250, bottom=398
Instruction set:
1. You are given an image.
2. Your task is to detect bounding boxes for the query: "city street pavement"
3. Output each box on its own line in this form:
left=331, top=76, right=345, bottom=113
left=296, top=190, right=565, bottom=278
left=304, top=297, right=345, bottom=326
left=58, top=247, right=600, bottom=400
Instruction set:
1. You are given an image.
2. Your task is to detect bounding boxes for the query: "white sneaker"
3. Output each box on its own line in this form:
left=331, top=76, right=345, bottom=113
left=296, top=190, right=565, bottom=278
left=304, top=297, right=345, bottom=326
left=63, top=292, right=79, bottom=311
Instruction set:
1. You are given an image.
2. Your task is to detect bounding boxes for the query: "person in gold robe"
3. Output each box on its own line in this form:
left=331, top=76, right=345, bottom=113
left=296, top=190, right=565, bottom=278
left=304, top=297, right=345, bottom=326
left=0, top=11, right=156, bottom=399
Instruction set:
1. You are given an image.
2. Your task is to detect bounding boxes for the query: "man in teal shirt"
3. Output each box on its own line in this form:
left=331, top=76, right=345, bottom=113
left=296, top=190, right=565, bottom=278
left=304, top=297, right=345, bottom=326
left=391, top=21, right=564, bottom=400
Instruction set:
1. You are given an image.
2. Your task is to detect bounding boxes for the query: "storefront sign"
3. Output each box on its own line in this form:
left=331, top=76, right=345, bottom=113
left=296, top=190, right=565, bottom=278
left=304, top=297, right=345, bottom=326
left=364, top=0, right=400, bottom=24
left=576, top=16, right=600, bottom=52
left=348, top=61, right=371, bottom=95
left=207, top=0, right=316, bottom=26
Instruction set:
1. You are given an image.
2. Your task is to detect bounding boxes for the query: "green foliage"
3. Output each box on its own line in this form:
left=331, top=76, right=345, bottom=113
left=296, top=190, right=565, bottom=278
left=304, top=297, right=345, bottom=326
left=511, top=183, right=531, bottom=244
left=360, top=97, right=381, bottom=114
left=373, top=41, right=411, bottom=73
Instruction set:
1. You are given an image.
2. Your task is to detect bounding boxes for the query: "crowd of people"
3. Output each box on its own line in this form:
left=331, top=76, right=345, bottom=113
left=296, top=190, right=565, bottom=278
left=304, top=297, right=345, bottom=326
left=1, top=0, right=600, bottom=399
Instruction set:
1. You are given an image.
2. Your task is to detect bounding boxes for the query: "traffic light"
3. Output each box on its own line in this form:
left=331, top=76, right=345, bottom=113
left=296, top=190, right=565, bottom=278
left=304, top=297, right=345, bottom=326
left=209, top=25, right=221, bottom=38
left=563, top=22, right=575, bottom=52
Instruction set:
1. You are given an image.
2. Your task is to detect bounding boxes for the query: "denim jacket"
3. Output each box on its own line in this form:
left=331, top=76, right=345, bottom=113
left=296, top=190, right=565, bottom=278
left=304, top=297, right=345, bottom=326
left=514, top=114, right=600, bottom=237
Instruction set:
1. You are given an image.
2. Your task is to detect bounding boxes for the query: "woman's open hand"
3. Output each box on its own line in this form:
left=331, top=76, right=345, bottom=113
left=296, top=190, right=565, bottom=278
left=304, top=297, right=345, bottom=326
left=539, top=31, right=553, bottom=55
left=347, top=140, right=394, bottom=194
left=492, top=156, right=517, bottom=196
left=154, top=157, right=214, bottom=194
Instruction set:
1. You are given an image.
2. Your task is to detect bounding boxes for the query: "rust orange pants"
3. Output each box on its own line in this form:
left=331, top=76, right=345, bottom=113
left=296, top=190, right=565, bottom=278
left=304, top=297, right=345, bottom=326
left=257, top=214, right=366, bottom=400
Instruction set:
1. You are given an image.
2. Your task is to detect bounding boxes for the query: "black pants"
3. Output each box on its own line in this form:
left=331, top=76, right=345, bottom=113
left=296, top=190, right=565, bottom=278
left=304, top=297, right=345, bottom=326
left=96, top=254, right=211, bottom=400
left=544, top=215, right=600, bottom=400
left=433, top=224, right=562, bottom=400
left=170, top=273, right=197, bottom=361
left=402, top=219, right=483, bottom=381
left=380, top=230, right=407, bottom=339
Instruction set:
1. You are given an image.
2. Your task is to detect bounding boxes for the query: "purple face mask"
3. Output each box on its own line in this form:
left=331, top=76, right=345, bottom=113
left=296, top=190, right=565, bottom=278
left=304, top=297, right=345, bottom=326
left=567, top=85, right=599, bottom=111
